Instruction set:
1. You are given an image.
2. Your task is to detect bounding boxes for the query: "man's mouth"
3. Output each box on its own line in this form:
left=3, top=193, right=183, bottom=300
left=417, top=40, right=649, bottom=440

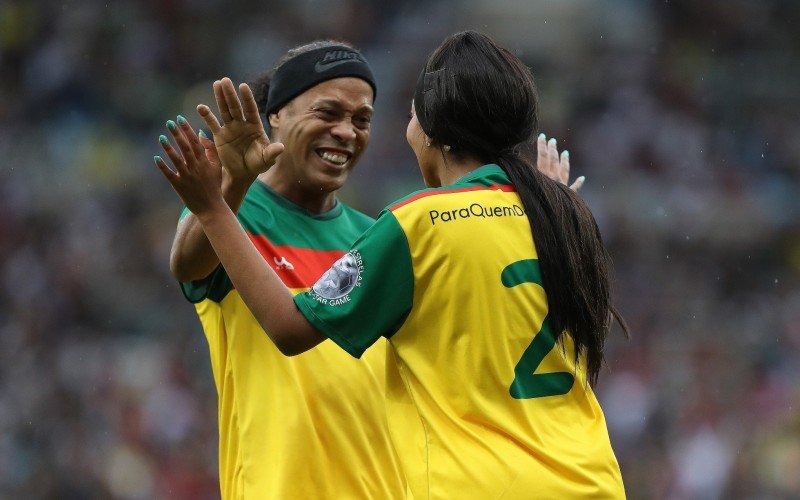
left=316, top=148, right=352, bottom=166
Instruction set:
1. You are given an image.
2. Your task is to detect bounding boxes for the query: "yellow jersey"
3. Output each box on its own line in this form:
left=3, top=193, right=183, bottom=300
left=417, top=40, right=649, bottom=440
left=296, top=165, right=624, bottom=499
left=181, top=181, right=406, bottom=499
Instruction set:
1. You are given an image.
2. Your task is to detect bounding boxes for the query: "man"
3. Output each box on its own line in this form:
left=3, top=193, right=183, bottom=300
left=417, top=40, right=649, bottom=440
left=167, top=41, right=406, bottom=499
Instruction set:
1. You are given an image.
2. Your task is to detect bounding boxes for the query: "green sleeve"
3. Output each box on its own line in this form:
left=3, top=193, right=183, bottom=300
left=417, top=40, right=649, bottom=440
left=294, top=210, right=414, bottom=358
left=176, top=207, right=233, bottom=303
left=179, top=266, right=232, bottom=303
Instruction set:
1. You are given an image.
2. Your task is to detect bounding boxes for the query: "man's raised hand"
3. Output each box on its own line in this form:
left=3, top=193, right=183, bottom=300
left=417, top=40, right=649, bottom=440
left=196, top=77, right=284, bottom=181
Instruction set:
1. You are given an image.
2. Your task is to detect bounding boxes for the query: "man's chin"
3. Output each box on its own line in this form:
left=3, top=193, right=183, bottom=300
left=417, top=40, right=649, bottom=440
left=311, top=173, right=349, bottom=195
left=314, top=179, right=344, bottom=193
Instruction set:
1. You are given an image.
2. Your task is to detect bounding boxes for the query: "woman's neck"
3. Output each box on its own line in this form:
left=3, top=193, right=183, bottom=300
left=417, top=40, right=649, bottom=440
left=435, top=156, right=484, bottom=186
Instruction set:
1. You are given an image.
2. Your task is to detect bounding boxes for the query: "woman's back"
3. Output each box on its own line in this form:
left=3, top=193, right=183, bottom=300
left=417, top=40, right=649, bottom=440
left=295, top=164, right=624, bottom=498
left=384, top=165, right=624, bottom=499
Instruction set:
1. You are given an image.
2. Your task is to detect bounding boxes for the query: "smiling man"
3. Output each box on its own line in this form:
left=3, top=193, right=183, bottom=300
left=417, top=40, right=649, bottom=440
left=167, top=41, right=406, bottom=499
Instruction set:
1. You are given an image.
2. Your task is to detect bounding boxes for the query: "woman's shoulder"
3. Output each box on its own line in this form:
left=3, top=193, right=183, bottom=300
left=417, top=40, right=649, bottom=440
left=385, top=185, right=444, bottom=213
left=385, top=165, right=513, bottom=216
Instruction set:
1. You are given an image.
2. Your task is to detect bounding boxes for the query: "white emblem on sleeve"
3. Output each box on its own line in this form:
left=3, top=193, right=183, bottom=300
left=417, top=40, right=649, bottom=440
left=312, top=251, right=362, bottom=300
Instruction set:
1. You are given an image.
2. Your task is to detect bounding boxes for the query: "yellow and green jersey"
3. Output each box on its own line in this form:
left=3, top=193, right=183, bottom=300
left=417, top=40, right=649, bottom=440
left=181, top=181, right=406, bottom=499
left=296, top=165, right=625, bottom=499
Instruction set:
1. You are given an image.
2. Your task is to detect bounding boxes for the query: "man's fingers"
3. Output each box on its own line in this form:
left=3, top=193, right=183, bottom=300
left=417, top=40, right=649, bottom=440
left=213, top=80, right=234, bottom=123
left=262, top=142, right=285, bottom=166
left=197, top=104, right=222, bottom=134
left=240, top=83, right=263, bottom=126
left=220, top=77, right=245, bottom=122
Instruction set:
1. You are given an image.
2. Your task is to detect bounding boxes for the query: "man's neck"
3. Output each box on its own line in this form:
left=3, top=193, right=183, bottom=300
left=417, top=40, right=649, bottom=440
left=257, top=169, right=337, bottom=215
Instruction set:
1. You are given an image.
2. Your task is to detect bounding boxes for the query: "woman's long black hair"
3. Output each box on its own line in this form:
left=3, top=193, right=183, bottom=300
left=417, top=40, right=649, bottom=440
left=417, top=31, right=627, bottom=386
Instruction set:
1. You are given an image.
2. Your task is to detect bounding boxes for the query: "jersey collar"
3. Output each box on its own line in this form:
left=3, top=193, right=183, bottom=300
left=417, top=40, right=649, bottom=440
left=452, top=164, right=510, bottom=187
left=254, top=181, right=344, bottom=220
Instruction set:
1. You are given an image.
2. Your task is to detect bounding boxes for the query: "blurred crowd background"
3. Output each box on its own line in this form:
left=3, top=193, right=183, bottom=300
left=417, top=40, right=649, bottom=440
left=1, top=0, right=798, bottom=498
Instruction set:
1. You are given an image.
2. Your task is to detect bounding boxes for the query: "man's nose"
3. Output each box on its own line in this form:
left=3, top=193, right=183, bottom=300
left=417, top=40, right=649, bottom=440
left=331, top=119, right=357, bottom=143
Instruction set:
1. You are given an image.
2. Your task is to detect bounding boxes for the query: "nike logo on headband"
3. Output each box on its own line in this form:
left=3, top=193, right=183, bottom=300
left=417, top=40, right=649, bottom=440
left=314, top=50, right=365, bottom=72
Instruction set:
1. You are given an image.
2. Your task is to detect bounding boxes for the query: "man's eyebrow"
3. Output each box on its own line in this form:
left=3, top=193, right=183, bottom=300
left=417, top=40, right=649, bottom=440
left=312, top=99, right=374, bottom=114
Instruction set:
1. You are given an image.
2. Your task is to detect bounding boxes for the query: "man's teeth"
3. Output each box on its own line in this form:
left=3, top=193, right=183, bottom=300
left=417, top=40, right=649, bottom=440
left=319, top=151, right=348, bottom=165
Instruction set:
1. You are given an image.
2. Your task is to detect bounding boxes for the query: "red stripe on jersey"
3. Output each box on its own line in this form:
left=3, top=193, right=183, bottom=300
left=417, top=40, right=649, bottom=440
left=389, top=184, right=517, bottom=211
left=247, top=233, right=345, bottom=288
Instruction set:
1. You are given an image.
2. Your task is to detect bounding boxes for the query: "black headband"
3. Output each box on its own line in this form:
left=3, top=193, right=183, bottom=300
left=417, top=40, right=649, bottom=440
left=266, top=45, right=377, bottom=115
left=413, top=66, right=444, bottom=137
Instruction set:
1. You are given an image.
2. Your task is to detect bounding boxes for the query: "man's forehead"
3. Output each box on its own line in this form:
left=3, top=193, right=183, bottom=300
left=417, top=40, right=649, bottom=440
left=298, top=77, right=374, bottom=107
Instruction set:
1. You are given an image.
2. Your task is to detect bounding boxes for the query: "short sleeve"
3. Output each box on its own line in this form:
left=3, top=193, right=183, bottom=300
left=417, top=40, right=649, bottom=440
left=294, top=210, right=414, bottom=358
left=176, top=206, right=233, bottom=303
left=179, top=265, right=232, bottom=303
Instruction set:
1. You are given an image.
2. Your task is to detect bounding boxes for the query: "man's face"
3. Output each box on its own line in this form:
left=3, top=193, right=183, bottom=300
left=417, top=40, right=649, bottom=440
left=269, top=77, right=374, bottom=194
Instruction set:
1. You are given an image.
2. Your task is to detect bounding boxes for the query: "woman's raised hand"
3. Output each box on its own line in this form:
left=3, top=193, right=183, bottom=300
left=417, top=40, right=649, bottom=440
left=154, top=115, right=225, bottom=216
left=536, top=133, right=584, bottom=191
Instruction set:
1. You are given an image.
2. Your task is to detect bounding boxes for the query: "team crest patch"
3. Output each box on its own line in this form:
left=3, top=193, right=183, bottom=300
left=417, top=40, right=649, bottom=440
left=311, top=250, right=363, bottom=304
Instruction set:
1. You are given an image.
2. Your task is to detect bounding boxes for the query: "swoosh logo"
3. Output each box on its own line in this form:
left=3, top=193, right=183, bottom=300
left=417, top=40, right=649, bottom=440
left=314, top=59, right=359, bottom=72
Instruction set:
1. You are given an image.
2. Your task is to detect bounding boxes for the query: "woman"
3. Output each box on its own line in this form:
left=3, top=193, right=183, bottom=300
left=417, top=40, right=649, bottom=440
left=156, top=31, right=626, bottom=499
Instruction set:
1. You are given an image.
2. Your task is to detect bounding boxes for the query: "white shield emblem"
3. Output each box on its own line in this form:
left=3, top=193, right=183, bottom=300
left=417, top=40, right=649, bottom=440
left=312, top=252, right=360, bottom=299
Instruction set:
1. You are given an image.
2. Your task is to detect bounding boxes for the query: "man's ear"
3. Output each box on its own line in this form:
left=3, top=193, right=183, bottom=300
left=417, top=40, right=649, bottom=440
left=268, top=112, right=280, bottom=130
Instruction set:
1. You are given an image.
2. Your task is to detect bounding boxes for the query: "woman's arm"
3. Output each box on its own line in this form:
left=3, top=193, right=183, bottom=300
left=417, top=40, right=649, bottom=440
left=155, top=110, right=325, bottom=355
left=170, top=79, right=284, bottom=282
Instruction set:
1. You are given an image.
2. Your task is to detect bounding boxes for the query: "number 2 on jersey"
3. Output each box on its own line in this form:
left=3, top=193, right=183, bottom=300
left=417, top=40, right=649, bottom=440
left=502, top=259, right=574, bottom=399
